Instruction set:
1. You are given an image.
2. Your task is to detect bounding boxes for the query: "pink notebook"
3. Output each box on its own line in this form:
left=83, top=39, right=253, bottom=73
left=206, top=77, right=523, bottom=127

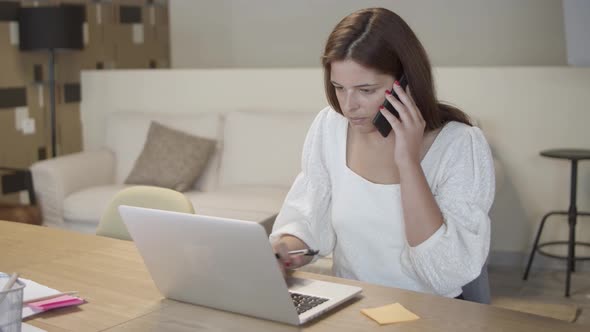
left=27, top=295, right=84, bottom=311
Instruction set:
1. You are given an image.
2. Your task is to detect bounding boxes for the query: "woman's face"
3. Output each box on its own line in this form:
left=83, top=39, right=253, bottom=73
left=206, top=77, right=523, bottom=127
left=330, top=59, right=395, bottom=134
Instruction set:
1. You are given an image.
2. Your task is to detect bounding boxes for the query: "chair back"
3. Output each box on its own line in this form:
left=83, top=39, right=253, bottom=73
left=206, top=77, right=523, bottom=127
left=462, top=263, right=491, bottom=304
left=96, top=186, right=194, bottom=240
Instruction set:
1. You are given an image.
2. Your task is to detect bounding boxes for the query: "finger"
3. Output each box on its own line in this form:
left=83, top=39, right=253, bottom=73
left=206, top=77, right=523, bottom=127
left=404, top=86, right=419, bottom=114
left=277, top=261, right=287, bottom=279
left=385, top=92, right=413, bottom=125
left=405, top=85, right=425, bottom=123
left=275, top=256, right=291, bottom=274
left=273, top=249, right=287, bottom=274
left=404, top=85, right=416, bottom=106
left=279, top=246, right=291, bottom=265
left=393, top=83, right=420, bottom=123
left=274, top=243, right=290, bottom=265
left=392, top=82, right=414, bottom=108
left=379, top=106, right=403, bottom=133
left=290, top=254, right=304, bottom=267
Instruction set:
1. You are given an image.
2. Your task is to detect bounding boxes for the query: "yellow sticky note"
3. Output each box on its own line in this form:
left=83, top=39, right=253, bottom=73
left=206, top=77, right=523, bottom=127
left=361, top=303, right=420, bottom=325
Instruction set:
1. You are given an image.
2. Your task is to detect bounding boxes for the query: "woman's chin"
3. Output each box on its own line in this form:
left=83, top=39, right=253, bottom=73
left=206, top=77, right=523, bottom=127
left=349, top=122, right=379, bottom=134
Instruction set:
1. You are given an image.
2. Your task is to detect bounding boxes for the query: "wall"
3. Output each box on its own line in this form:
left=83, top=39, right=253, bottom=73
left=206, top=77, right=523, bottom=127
left=80, top=67, right=590, bottom=262
left=0, top=0, right=169, bottom=203
left=170, top=0, right=567, bottom=68
left=563, top=0, right=590, bottom=66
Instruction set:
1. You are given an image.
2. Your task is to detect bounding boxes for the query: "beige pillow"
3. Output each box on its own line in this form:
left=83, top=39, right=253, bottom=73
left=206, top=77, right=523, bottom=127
left=125, top=121, right=216, bottom=192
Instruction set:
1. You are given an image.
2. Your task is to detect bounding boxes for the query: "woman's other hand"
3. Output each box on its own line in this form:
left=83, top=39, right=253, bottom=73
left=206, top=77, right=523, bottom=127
left=272, top=241, right=305, bottom=279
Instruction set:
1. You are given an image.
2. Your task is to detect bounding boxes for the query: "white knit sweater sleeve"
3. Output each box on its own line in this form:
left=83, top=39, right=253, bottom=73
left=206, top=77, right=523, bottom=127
left=269, top=108, right=336, bottom=257
left=401, top=126, right=495, bottom=296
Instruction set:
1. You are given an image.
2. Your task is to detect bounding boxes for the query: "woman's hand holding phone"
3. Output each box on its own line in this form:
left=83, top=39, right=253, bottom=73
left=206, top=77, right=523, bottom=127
left=378, top=80, right=426, bottom=169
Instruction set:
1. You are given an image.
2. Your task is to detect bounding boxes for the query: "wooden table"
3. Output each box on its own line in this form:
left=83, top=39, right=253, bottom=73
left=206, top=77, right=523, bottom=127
left=0, top=221, right=585, bottom=331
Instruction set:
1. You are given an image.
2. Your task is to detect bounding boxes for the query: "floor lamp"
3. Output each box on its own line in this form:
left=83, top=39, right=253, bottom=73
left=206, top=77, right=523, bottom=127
left=18, top=5, right=85, bottom=158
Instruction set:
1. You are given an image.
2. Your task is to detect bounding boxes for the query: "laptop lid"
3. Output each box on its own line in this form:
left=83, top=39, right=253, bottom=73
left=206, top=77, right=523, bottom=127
left=119, top=205, right=301, bottom=325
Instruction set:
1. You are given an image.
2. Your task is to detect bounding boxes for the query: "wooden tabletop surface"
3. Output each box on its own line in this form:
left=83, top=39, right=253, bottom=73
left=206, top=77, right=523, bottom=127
left=0, top=221, right=584, bottom=331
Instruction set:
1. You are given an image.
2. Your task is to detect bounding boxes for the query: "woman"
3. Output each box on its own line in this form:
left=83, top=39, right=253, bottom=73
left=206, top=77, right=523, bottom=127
left=270, top=7, right=494, bottom=299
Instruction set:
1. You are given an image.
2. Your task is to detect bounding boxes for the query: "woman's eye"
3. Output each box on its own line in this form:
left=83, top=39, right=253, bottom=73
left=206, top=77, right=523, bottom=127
left=334, top=86, right=344, bottom=91
left=360, top=89, right=375, bottom=94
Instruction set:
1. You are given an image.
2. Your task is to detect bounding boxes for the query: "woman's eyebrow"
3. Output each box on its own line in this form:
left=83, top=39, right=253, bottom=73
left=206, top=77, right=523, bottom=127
left=330, top=81, right=379, bottom=88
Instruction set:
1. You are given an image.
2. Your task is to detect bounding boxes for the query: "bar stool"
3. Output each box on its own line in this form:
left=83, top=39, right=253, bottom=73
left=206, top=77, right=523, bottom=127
left=523, top=149, right=590, bottom=297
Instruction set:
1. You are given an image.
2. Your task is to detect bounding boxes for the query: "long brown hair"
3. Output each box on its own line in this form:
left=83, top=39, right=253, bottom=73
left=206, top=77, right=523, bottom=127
left=321, top=8, right=471, bottom=130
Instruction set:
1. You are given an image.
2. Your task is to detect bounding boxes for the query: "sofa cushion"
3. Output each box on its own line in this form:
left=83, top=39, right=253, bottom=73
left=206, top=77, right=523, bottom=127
left=105, top=112, right=222, bottom=189
left=219, top=111, right=317, bottom=187
left=125, top=122, right=216, bottom=192
left=63, top=184, right=133, bottom=227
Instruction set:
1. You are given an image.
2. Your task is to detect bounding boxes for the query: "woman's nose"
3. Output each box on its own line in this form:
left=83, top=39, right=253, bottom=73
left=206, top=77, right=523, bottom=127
left=343, top=92, right=359, bottom=111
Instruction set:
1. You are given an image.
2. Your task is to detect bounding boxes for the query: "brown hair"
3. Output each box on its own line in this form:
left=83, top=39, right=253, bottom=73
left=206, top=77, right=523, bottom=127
left=321, top=8, right=471, bottom=130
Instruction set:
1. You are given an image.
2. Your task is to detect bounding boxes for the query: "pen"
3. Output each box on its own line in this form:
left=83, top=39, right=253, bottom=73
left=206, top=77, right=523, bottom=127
left=0, top=273, right=18, bottom=292
left=0, top=273, right=19, bottom=305
left=275, top=249, right=319, bottom=259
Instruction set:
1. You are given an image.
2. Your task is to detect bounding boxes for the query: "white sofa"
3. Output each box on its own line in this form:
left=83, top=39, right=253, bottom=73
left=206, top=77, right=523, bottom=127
left=31, top=110, right=317, bottom=234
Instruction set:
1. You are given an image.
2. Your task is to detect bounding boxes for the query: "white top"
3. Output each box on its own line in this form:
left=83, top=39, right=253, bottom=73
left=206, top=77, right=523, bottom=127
left=270, top=107, right=495, bottom=298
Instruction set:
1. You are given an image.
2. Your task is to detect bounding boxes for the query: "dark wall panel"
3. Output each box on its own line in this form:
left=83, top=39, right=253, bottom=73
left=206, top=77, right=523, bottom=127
left=33, top=64, right=43, bottom=82
left=0, top=1, right=19, bottom=21
left=120, top=6, right=142, bottom=24
left=63, top=83, right=81, bottom=103
left=0, top=87, right=27, bottom=108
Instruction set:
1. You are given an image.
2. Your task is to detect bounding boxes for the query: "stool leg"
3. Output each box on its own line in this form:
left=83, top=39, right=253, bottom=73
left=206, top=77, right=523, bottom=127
left=565, top=160, right=578, bottom=297
left=566, top=218, right=575, bottom=297
left=570, top=220, right=576, bottom=274
left=523, top=211, right=558, bottom=280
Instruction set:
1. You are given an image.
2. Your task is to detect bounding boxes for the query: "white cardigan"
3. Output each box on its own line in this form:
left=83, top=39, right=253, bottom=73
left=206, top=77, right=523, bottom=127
left=270, top=107, right=495, bottom=297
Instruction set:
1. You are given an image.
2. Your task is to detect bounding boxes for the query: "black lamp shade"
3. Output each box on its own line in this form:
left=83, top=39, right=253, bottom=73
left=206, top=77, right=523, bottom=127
left=18, top=6, right=85, bottom=51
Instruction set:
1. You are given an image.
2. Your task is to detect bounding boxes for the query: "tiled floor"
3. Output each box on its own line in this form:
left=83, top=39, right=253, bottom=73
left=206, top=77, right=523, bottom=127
left=489, top=266, right=590, bottom=326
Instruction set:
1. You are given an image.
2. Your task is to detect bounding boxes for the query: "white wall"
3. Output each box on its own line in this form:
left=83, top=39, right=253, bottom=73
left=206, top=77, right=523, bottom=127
left=81, top=67, right=590, bottom=260
left=170, top=0, right=567, bottom=68
left=563, top=0, right=590, bottom=66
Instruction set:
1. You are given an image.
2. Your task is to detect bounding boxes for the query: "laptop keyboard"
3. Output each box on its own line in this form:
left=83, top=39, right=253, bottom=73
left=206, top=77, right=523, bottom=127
left=290, top=292, right=329, bottom=315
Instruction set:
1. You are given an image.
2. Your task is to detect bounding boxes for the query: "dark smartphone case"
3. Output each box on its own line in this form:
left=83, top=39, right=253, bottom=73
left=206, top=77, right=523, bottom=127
left=372, top=75, right=409, bottom=137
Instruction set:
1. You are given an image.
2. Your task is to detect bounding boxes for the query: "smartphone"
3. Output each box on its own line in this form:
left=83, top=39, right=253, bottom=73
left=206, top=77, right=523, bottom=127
left=372, top=74, right=409, bottom=137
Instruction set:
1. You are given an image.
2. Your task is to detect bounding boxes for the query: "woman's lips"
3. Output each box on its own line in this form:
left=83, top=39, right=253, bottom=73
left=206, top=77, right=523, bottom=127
left=350, top=117, right=368, bottom=124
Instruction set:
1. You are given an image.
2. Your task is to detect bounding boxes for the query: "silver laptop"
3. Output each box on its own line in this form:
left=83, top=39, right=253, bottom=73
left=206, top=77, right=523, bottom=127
left=118, top=205, right=362, bottom=325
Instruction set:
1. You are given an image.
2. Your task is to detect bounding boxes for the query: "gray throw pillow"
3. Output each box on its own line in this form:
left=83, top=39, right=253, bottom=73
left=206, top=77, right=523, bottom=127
left=125, top=121, right=216, bottom=192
